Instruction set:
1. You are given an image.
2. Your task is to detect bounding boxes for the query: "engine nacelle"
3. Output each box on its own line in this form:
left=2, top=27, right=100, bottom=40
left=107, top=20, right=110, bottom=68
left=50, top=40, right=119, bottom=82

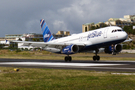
left=104, top=44, right=122, bottom=54
left=62, top=44, right=79, bottom=54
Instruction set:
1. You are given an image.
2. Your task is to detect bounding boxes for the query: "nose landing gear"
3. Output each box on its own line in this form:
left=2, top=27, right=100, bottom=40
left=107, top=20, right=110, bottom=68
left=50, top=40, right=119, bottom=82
left=93, top=49, right=100, bottom=61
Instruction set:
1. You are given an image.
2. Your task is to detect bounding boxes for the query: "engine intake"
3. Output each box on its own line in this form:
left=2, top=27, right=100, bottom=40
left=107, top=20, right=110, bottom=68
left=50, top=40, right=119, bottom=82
left=62, top=44, right=79, bottom=54
left=114, top=44, right=122, bottom=52
left=104, top=44, right=122, bottom=54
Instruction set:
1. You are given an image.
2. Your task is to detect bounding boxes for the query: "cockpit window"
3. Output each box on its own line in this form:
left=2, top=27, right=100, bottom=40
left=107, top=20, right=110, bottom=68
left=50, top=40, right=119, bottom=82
left=118, top=29, right=122, bottom=31
left=112, top=29, right=123, bottom=33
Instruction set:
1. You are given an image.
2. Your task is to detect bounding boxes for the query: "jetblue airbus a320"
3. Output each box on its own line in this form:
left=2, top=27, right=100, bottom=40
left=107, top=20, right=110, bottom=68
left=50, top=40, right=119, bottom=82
left=13, top=19, right=130, bottom=61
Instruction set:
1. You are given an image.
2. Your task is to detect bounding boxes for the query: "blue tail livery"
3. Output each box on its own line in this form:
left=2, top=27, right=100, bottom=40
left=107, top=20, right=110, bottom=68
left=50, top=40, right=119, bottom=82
left=40, top=19, right=55, bottom=42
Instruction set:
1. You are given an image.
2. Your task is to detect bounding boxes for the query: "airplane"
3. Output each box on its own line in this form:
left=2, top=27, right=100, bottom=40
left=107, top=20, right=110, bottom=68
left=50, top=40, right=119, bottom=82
left=13, top=19, right=129, bottom=61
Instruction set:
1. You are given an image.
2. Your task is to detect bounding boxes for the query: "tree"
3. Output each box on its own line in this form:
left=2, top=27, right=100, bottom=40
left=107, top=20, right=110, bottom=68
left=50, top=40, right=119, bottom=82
left=123, top=25, right=134, bottom=34
left=90, top=26, right=96, bottom=30
left=36, top=38, right=40, bottom=41
left=32, top=38, right=40, bottom=41
left=9, top=42, right=18, bottom=49
left=32, top=38, right=37, bottom=41
left=25, top=38, right=29, bottom=41
left=0, top=44, right=4, bottom=49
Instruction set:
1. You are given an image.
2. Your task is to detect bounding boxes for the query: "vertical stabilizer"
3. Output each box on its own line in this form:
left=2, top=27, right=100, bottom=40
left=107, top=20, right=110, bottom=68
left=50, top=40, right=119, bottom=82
left=40, top=19, right=55, bottom=42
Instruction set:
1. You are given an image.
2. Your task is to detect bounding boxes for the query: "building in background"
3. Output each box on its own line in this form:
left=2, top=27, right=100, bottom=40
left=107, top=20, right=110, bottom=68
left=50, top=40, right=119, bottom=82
left=106, top=15, right=135, bottom=27
left=124, top=15, right=135, bottom=23
left=21, top=33, right=43, bottom=41
left=82, top=15, right=135, bottom=32
left=53, top=31, right=70, bottom=38
left=82, top=23, right=94, bottom=32
left=105, top=17, right=132, bottom=28
left=95, top=22, right=107, bottom=28
left=0, top=31, right=70, bottom=49
left=0, top=34, right=22, bottom=41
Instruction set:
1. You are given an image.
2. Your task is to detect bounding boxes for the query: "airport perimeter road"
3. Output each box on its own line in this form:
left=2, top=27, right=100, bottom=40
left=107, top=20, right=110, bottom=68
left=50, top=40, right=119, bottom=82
left=0, top=58, right=135, bottom=72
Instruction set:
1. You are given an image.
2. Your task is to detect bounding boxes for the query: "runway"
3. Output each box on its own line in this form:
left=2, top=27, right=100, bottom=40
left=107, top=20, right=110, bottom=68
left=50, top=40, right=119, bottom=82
left=0, top=58, right=135, bottom=72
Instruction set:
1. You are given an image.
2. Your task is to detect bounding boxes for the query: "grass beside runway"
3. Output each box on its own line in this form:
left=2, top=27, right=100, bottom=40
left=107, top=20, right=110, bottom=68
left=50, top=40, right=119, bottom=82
left=0, top=67, right=135, bottom=90
left=0, top=50, right=135, bottom=89
left=0, top=50, right=135, bottom=61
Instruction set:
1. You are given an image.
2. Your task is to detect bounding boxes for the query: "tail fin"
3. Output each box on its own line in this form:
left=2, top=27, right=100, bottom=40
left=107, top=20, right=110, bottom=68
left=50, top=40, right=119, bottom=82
left=40, top=19, right=55, bottom=42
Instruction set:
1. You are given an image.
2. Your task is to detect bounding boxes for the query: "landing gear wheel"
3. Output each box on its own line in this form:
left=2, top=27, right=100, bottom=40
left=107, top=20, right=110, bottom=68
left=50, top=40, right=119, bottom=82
left=93, top=56, right=100, bottom=61
left=69, top=56, right=72, bottom=62
left=65, top=56, right=68, bottom=62
left=93, top=56, right=97, bottom=61
left=65, top=56, right=72, bottom=62
left=97, top=56, right=100, bottom=61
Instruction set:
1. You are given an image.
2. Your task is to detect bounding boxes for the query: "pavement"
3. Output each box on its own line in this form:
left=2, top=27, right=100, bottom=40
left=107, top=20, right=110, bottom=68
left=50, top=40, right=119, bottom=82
left=0, top=58, right=135, bottom=72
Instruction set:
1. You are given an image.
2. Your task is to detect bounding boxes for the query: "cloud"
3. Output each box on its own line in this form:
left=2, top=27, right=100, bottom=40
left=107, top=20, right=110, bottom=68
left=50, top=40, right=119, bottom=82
left=53, top=20, right=69, bottom=32
left=0, top=0, right=135, bottom=37
left=25, top=19, right=39, bottom=33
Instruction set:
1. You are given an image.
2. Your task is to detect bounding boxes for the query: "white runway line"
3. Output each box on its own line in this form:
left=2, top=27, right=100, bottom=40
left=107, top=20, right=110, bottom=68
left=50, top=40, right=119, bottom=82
left=0, top=62, right=126, bottom=67
left=86, top=67, right=135, bottom=70
left=111, top=73, right=135, bottom=75
left=103, top=61, right=135, bottom=63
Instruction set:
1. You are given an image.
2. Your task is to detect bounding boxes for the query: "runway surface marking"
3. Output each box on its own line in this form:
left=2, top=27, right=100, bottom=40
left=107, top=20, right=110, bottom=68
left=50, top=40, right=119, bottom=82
left=85, top=67, right=135, bottom=70
left=0, top=62, right=126, bottom=67
left=111, top=73, right=135, bottom=75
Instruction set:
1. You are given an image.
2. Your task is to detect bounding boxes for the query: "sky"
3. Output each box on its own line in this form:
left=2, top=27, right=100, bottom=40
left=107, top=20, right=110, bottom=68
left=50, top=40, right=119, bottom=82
left=0, top=0, right=135, bottom=37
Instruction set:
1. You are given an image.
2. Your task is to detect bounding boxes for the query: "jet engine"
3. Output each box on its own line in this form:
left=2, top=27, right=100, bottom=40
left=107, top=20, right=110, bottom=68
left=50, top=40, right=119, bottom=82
left=62, top=44, right=79, bottom=54
left=104, top=44, right=122, bottom=54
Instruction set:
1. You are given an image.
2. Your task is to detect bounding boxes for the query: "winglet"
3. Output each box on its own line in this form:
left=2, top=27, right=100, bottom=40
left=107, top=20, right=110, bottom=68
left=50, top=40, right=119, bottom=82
left=40, top=19, right=55, bottom=42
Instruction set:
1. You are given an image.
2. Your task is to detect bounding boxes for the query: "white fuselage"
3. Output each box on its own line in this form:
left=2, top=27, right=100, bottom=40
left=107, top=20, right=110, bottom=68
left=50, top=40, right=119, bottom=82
left=44, top=26, right=127, bottom=53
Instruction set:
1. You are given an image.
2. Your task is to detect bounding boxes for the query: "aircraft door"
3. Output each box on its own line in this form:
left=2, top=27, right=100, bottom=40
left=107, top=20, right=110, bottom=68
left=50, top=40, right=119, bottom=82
left=104, top=28, right=108, bottom=38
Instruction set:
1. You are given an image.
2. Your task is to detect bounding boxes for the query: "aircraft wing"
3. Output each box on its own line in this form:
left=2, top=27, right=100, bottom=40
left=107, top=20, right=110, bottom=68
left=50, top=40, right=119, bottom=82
left=11, top=41, right=85, bottom=47
left=123, top=38, right=132, bottom=42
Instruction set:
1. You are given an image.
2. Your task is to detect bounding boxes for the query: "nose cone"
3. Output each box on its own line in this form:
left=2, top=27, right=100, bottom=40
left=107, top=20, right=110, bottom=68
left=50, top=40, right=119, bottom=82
left=122, top=31, right=128, bottom=40
left=116, top=31, right=128, bottom=40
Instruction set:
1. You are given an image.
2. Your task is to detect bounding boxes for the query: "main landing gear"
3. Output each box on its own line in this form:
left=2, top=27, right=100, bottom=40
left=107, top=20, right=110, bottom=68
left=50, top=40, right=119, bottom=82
left=93, top=55, right=100, bottom=61
left=65, top=55, right=72, bottom=62
left=64, top=49, right=101, bottom=62
left=93, top=49, right=100, bottom=61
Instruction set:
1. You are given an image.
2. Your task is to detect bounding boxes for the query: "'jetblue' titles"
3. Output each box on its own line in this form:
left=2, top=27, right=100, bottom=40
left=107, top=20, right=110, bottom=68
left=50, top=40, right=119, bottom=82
left=87, top=31, right=102, bottom=40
